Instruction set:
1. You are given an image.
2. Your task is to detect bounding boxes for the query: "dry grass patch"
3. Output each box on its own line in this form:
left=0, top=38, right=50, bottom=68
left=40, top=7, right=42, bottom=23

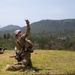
left=0, top=50, right=75, bottom=75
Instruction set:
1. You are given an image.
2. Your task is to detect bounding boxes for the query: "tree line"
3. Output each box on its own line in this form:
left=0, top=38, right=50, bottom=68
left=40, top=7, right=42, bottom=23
left=0, top=32, right=75, bottom=50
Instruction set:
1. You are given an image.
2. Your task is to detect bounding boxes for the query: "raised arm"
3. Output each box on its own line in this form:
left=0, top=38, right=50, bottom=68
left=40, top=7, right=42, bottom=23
left=23, top=20, right=30, bottom=38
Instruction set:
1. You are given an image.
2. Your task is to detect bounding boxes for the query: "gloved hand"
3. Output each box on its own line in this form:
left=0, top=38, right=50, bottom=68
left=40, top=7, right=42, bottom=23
left=25, top=19, right=30, bottom=24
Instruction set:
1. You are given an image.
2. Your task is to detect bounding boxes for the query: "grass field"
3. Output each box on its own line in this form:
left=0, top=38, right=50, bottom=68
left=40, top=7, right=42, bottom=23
left=0, top=50, right=75, bottom=75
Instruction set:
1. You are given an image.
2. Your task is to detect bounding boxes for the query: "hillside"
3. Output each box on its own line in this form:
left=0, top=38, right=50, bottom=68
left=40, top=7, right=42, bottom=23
left=0, top=19, right=75, bottom=36
left=0, top=25, right=21, bottom=36
left=30, top=19, right=75, bottom=33
left=0, top=25, right=21, bottom=31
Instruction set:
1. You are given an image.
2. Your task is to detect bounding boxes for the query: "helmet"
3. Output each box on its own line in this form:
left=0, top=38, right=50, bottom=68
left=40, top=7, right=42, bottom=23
left=14, top=30, right=21, bottom=36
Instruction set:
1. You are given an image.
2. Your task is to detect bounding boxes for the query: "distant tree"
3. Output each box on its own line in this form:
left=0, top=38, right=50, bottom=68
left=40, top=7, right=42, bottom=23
left=7, top=33, right=10, bottom=38
left=4, top=34, right=7, bottom=38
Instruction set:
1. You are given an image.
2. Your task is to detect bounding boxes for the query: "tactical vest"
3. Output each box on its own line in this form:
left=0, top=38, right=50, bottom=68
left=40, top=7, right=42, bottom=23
left=15, top=37, right=34, bottom=53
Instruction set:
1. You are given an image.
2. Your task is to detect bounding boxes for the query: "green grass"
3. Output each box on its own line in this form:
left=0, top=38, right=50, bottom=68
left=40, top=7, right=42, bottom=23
left=0, top=50, right=75, bottom=75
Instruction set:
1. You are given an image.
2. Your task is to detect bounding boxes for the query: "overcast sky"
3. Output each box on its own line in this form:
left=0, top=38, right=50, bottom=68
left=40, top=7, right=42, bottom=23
left=0, top=0, right=75, bottom=28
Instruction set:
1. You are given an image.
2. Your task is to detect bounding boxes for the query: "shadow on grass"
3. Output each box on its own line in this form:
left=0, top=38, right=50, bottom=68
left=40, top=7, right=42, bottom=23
left=28, top=66, right=51, bottom=72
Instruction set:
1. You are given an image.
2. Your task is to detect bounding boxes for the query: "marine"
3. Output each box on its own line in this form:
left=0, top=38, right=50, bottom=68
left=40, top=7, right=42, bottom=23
left=5, top=20, right=34, bottom=71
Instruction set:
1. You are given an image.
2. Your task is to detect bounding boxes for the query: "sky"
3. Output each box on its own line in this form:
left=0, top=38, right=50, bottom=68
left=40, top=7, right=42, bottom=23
left=0, top=0, right=75, bottom=28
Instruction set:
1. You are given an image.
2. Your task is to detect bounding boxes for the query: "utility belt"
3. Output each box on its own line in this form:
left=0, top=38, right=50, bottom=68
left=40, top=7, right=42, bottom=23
left=15, top=47, right=33, bottom=62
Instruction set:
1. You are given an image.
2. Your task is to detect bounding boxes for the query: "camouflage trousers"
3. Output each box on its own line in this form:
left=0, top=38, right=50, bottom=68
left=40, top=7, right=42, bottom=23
left=5, top=52, right=32, bottom=71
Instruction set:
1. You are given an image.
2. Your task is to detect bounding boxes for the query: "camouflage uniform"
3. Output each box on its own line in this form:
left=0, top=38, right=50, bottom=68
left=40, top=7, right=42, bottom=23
left=5, top=20, right=34, bottom=71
